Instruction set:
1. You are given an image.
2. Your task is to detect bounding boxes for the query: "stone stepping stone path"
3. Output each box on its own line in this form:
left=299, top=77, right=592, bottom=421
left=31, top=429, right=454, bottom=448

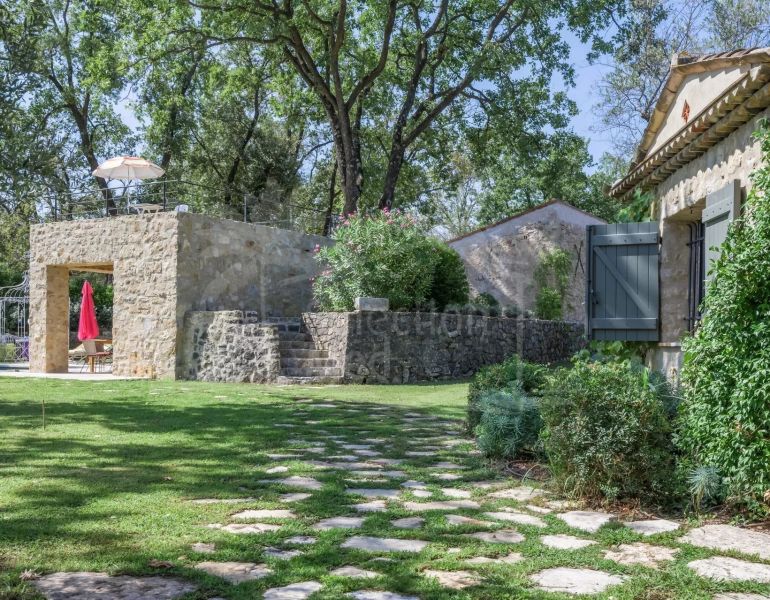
left=31, top=572, right=197, bottom=600
left=682, top=525, right=770, bottom=560
left=687, top=557, right=770, bottom=583
left=603, top=543, right=679, bottom=568
left=314, top=516, right=365, bottom=530
left=423, top=569, right=481, bottom=589
left=330, top=566, right=380, bottom=579
left=195, top=561, right=272, bottom=584
left=540, top=534, right=596, bottom=550
left=463, top=529, right=525, bottom=544
left=556, top=510, right=615, bottom=533
left=341, top=536, right=429, bottom=553
left=625, top=518, right=680, bottom=536
left=530, top=568, right=625, bottom=595
left=105, top=401, right=770, bottom=600
left=263, top=581, right=323, bottom=599
left=483, top=510, right=547, bottom=528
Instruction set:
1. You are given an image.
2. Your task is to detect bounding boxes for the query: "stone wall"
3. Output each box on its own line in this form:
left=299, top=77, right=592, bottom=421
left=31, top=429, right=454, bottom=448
left=449, top=203, right=604, bottom=322
left=180, top=311, right=281, bottom=383
left=303, top=311, right=585, bottom=384
left=649, top=107, right=770, bottom=376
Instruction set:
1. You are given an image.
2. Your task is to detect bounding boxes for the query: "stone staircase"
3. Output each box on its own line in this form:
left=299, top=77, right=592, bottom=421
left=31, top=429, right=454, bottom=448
left=270, top=318, right=343, bottom=384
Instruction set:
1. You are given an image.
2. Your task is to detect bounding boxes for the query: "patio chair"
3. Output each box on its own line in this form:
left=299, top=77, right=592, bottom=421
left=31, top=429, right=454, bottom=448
left=82, top=339, right=112, bottom=373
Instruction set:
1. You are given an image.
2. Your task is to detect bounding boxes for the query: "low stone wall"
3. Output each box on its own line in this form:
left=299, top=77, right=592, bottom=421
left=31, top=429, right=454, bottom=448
left=180, top=311, right=280, bottom=383
left=303, top=312, right=585, bottom=384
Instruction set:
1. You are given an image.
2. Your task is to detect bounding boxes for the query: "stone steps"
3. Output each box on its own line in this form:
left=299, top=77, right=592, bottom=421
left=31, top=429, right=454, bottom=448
left=276, top=327, right=342, bottom=383
left=280, top=357, right=337, bottom=368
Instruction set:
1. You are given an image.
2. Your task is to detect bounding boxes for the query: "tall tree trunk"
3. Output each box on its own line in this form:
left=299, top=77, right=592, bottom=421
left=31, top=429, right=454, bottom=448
left=323, top=159, right=338, bottom=236
left=380, top=142, right=405, bottom=210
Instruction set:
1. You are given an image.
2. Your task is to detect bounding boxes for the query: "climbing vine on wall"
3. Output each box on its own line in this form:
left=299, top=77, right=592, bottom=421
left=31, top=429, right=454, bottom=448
left=534, top=249, right=571, bottom=320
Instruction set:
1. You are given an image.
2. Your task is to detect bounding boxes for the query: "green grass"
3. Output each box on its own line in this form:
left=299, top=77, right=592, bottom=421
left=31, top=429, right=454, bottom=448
left=0, top=377, right=769, bottom=600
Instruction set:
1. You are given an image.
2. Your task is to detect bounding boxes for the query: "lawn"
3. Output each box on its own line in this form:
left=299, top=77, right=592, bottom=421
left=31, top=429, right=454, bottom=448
left=0, top=377, right=769, bottom=600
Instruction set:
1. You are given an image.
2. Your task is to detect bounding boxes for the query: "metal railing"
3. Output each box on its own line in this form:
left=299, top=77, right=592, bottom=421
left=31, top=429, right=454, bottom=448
left=36, top=179, right=328, bottom=233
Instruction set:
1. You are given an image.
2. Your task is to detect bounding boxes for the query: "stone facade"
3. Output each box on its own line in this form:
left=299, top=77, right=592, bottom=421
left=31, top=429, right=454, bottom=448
left=449, top=201, right=605, bottom=322
left=180, top=311, right=280, bottom=382
left=28, top=212, right=328, bottom=378
left=650, top=106, right=770, bottom=379
left=302, top=312, right=585, bottom=384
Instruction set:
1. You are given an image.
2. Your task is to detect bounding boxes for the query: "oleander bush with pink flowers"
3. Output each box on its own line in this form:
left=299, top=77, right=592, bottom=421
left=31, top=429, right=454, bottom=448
left=313, top=209, right=468, bottom=312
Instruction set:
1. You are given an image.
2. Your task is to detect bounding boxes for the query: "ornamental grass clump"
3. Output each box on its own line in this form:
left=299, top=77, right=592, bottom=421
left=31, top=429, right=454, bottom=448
left=312, top=209, right=438, bottom=311
left=679, top=120, right=770, bottom=514
left=540, top=360, right=677, bottom=502
left=475, top=388, right=543, bottom=460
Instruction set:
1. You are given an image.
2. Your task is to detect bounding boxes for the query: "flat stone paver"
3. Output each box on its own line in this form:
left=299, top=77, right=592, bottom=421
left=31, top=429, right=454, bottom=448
left=266, top=466, right=289, bottom=473
left=190, top=542, right=216, bottom=554
left=354, top=500, right=388, bottom=512
left=530, top=568, right=625, bottom=595
left=341, top=536, right=428, bottom=553
left=232, top=509, right=295, bottom=520
left=280, top=493, right=312, bottom=503
left=263, top=581, right=323, bottom=599
left=391, top=517, right=425, bottom=529
left=687, top=557, right=770, bottom=583
left=195, top=561, right=272, bottom=584
left=423, top=570, right=481, bottom=589
left=488, top=486, right=545, bottom=501
left=403, top=500, right=479, bottom=511
left=264, top=476, right=323, bottom=490
left=625, top=519, right=680, bottom=536
left=463, top=530, right=525, bottom=544
left=445, top=515, right=495, bottom=527
left=713, top=595, right=770, bottom=599
left=286, top=535, right=317, bottom=545
left=346, top=488, right=401, bottom=499
left=412, top=490, right=432, bottom=498
left=190, top=497, right=255, bottom=505
left=314, top=516, right=365, bottom=530
left=465, top=552, right=523, bottom=565
left=434, top=473, right=461, bottom=481
left=208, top=523, right=281, bottom=534
left=31, top=572, right=197, bottom=600
left=604, top=543, right=679, bottom=568
left=441, top=488, right=471, bottom=498
left=484, top=511, right=547, bottom=528
left=540, top=534, right=596, bottom=550
left=330, top=566, right=380, bottom=579
left=348, top=592, right=420, bottom=600
left=556, top=510, right=615, bottom=533
left=682, top=525, right=770, bottom=560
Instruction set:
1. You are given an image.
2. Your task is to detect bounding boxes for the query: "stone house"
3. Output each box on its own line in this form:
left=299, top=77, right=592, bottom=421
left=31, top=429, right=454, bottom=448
left=29, top=212, right=328, bottom=378
left=603, top=48, right=770, bottom=379
left=448, top=200, right=606, bottom=322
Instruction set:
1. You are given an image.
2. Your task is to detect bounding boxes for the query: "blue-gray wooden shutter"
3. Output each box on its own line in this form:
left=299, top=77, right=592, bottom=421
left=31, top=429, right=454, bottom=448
left=702, top=179, right=740, bottom=280
left=586, top=222, right=660, bottom=341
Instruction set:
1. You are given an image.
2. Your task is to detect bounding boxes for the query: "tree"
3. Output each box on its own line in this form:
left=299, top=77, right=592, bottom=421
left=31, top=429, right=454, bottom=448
left=189, top=0, right=623, bottom=214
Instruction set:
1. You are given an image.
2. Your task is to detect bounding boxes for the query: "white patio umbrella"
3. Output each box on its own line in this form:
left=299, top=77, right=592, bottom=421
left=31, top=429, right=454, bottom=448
left=93, top=156, right=165, bottom=212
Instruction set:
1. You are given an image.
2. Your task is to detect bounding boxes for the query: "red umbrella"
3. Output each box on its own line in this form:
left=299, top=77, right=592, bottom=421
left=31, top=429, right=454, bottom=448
left=77, top=281, right=100, bottom=341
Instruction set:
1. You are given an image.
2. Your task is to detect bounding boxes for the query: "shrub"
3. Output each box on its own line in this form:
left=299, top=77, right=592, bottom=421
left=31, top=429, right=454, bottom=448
left=533, top=249, right=571, bottom=319
left=467, top=355, right=546, bottom=431
left=540, top=360, right=677, bottom=502
left=473, top=292, right=499, bottom=308
left=679, top=120, right=770, bottom=512
left=475, top=389, right=542, bottom=460
left=313, top=210, right=438, bottom=311
left=427, top=241, right=470, bottom=311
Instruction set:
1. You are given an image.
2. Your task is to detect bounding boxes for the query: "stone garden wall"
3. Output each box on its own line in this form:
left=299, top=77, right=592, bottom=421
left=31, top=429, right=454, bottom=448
left=180, top=311, right=280, bottom=383
left=303, top=312, right=585, bottom=384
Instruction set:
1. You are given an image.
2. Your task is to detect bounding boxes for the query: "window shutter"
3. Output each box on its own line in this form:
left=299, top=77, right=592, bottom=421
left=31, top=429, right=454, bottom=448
left=702, top=179, right=740, bottom=279
left=586, top=222, right=660, bottom=341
